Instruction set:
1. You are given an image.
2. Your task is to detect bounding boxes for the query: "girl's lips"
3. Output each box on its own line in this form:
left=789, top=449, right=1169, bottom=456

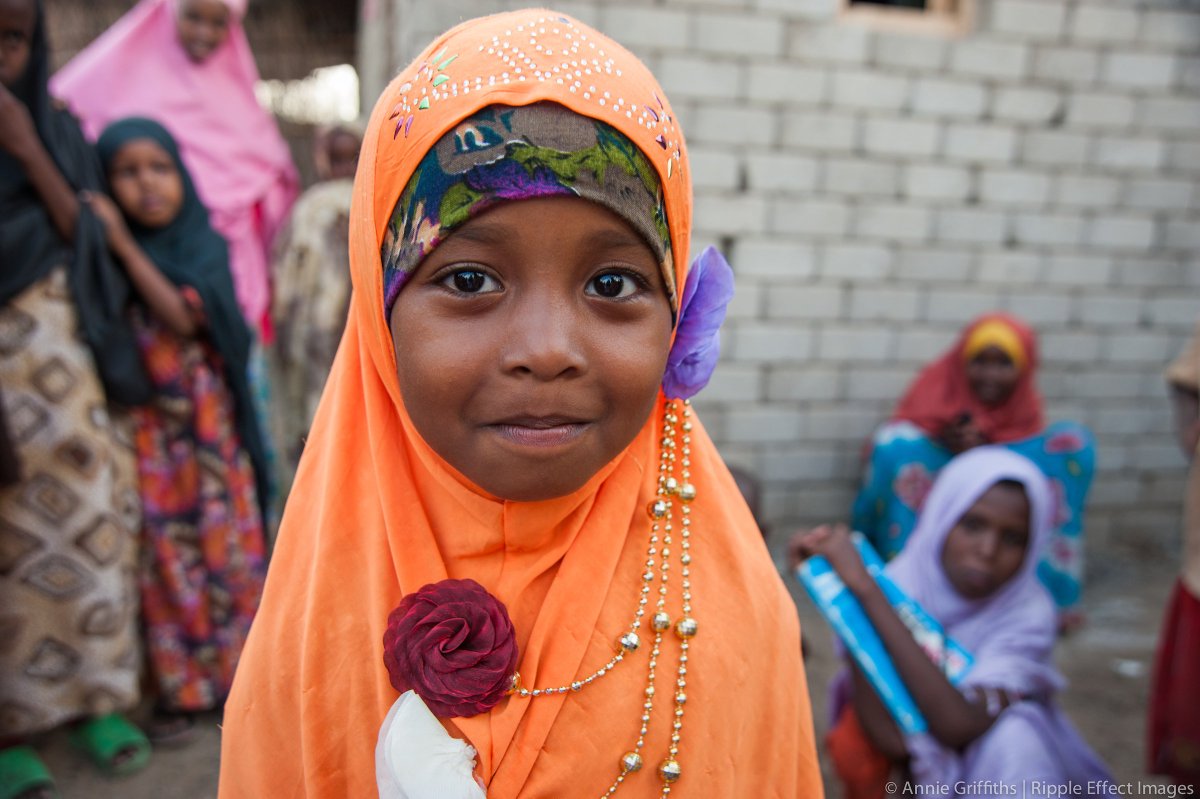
left=489, top=421, right=590, bottom=449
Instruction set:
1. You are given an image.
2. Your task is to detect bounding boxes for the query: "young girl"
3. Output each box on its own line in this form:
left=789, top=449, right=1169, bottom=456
left=1, top=0, right=148, bottom=791
left=87, top=117, right=268, bottom=741
left=794, top=447, right=1114, bottom=798
left=851, top=313, right=1095, bottom=622
left=218, top=10, right=822, bottom=798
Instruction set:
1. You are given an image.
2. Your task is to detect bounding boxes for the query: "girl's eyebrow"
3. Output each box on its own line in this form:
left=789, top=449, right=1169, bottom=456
left=450, top=217, right=651, bottom=253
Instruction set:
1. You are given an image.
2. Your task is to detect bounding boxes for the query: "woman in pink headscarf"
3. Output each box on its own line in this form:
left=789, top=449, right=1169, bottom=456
left=51, top=0, right=299, bottom=337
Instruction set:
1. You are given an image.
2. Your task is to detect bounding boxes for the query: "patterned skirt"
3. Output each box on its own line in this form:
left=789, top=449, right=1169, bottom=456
left=130, top=308, right=266, bottom=712
left=0, top=268, right=142, bottom=737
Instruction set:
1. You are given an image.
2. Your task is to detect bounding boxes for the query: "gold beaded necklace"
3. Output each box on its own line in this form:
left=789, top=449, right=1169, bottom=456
left=507, top=399, right=698, bottom=797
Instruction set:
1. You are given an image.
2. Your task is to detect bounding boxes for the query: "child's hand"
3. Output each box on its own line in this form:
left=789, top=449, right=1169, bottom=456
left=940, top=417, right=986, bottom=454
left=80, top=191, right=134, bottom=254
left=788, top=523, right=872, bottom=592
left=0, top=83, right=40, bottom=162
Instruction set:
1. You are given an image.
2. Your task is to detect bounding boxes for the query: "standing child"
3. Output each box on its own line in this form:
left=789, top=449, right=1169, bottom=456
left=793, top=448, right=1114, bottom=798
left=88, top=117, right=268, bottom=741
left=218, top=10, right=822, bottom=798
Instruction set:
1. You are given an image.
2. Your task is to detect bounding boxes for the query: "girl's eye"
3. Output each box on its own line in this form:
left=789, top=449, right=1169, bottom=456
left=1001, top=529, right=1027, bottom=548
left=443, top=269, right=498, bottom=294
left=587, top=272, right=638, bottom=299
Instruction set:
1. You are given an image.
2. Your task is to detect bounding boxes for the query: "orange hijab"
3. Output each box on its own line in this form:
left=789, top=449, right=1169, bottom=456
left=218, top=10, right=820, bottom=798
left=892, top=312, right=1045, bottom=444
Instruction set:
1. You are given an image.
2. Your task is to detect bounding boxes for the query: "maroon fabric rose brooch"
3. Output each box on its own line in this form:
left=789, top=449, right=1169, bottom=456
left=383, top=578, right=519, bottom=719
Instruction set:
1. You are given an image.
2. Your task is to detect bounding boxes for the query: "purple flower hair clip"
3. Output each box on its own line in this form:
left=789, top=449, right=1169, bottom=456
left=662, top=246, right=735, bottom=400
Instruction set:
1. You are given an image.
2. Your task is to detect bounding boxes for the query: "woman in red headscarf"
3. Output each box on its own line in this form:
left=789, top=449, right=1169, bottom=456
left=850, top=314, right=1095, bottom=621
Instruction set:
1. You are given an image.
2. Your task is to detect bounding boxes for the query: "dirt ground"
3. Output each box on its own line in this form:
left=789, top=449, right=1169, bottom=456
left=38, top=549, right=1178, bottom=798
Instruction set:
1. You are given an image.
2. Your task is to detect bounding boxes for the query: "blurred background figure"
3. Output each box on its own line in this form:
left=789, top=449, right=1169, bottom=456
left=1148, top=319, right=1200, bottom=790
left=850, top=313, right=1095, bottom=630
left=268, top=121, right=361, bottom=501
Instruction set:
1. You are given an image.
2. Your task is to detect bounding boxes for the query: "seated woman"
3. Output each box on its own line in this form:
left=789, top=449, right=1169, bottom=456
left=851, top=313, right=1094, bottom=617
left=794, top=448, right=1115, bottom=799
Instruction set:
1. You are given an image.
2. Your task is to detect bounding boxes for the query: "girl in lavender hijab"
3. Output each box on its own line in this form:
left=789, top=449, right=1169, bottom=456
left=791, top=447, right=1115, bottom=799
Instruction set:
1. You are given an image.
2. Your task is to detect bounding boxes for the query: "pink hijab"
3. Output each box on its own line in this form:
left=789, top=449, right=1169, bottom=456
left=51, top=0, right=298, bottom=327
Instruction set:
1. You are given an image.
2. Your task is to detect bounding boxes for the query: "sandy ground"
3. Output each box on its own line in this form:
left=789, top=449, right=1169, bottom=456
left=37, top=550, right=1178, bottom=798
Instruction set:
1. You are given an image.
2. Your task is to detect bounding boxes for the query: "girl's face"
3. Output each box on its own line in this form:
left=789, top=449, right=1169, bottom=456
left=0, top=0, right=34, bottom=89
left=175, top=0, right=231, bottom=63
left=107, top=138, right=184, bottom=229
left=940, top=481, right=1030, bottom=600
left=966, top=345, right=1019, bottom=407
left=389, top=196, right=674, bottom=502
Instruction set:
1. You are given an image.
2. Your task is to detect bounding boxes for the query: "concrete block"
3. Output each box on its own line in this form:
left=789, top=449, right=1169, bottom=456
left=924, top=288, right=1003, bottom=324
left=1113, top=258, right=1189, bottom=288
left=989, top=0, right=1067, bottom=40
left=1087, top=215, right=1157, bottom=252
left=803, top=407, right=887, bottom=441
left=731, top=323, right=815, bottom=362
left=746, top=63, right=827, bottom=104
left=769, top=199, right=851, bottom=237
left=935, top=209, right=1009, bottom=246
left=598, top=6, right=690, bottom=49
left=1041, top=332, right=1102, bottom=363
left=820, top=243, right=894, bottom=280
left=760, top=447, right=843, bottom=482
left=766, top=367, right=842, bottom=402
left=822, top=158, right=901, bottom=197
left=1052, top=175, right=1122, bottom=209
left=1168, top=142, right=1200, bottom=173
left=1138, top=98, right=1200, bottom=133
left=764, top=283, right=846, bottom=320
left=691, top=105, right=776, bottom=146
left=1182, top=57, right=1200, bottom=91
left=831, top=70, right=910, bottom=112
left=863, top=118, right=941, bottom=158
left=1001, top=290, right=1074, bottom=326
left=911, top=78, right=988, bottom=119
left=1075, top=294, right=1144, bottom=327
left=854, top=203, right=933, bottom=243
left=846, top=369, right=917, bottom=402
left=725, top=279, right=762, bottom=320
left=745, top=153, right=820, bottom=194
left=903, top=164, right=972, bottom=201
left=732, top=238, right=817, bottom=278
left=698, top=364, right=763, bottom=403
left=979, top=169, right=1052, bottom=207
left=873, top=32, right=948, bottom=71
left=894, top=327, right=958, bottom=362
left=945, top=124, right=1018, bottom=164
left=1095, top=136, right=1167, bottom=171
left=1065, top=91, right=1136, bottom=129
left=1140, top=10, right=1200, bottom=49
left=689, top=147, right=740, bottom=190
left=726, top=406, right=805, bottom=443
left=816, top=325, right=895, bottom=361
left=789, top=23, right=870, bottom=65
left=1150, top=296, right=1200, bottom=327
left=694, top=13, right=786, bottom=58
left=1132, top=442, right=1188, bottom=470
left=991, top=87, right=1063, bottom=124
left=950, top=39, right=1029, bottom=80
left=657, top=56, right=743, bottom=101
left=848, top=287, right=922, bottom=322
left=978, top=251, right=1042, bottom=283
left=1105, top=331, right=1175, bottom=363
left=1077, top=370, right=1150, bottom=400
left=755, top=0, right=840, bottom=19
left=1044, top=254, right=1114, bottom=286
left=781, top=110, right=858, bottom=151
left=1032, top=46, right=1100, bottom=84
left=1102, top=51, right=1178, bottom=90
left=1070, top=6, right=1141, bottom=45
left=693, top=193, right=769, bottom=235
left=896, top=248, right=975, bottom=282
left=1091, top=406, right=1157, bottom=437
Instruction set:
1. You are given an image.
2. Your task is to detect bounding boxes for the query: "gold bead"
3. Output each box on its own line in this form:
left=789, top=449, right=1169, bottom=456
left=678, top=483, right=696, bottom=503
left=621, top=752, right=643, bottom=773
left=674, top=617, right=698, bottom=639
left=663, top=476, right=679, bottom=495
left=506, top=672, right=521, bottom=695
left=647, top=499, right=668, bottom=519
left=652, top=611, right=671, bottom=631
left=675, top=691, right=688, bottom=705
left=618, top=631, right=641, bottom=652
left=682, top=421, right=693, bottom=432
left=658, top=758, right=682, bottom=783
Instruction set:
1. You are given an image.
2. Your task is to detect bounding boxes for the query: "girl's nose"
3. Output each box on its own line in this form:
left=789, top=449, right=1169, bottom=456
left=499, top=293, right=587, bottom=381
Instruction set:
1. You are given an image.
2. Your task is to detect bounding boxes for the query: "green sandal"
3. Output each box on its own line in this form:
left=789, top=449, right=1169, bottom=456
left=68, top=713, right=151, bottom=777
left=0, top=745, right=57, bottom=799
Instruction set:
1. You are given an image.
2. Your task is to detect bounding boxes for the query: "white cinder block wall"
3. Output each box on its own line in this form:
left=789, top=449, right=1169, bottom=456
left=364, top=0, right=1200, bottom=558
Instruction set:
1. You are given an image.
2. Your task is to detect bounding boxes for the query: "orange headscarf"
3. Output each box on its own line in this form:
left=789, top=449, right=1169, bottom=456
left=218, top=10, right=820, bottom=798
left=892, top=312, right=1045, bottom=444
